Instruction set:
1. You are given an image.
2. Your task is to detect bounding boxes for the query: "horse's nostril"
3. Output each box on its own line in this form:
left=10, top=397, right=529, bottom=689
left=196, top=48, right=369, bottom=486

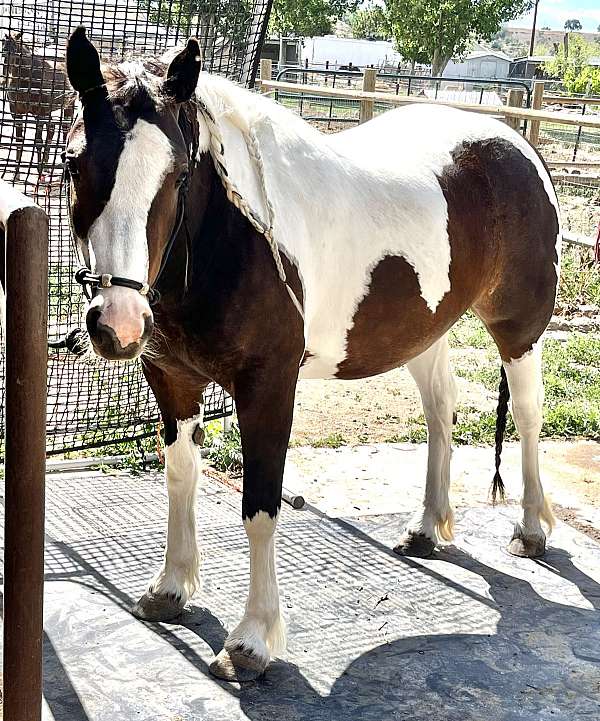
left=86, top=306, right=102, bottom=337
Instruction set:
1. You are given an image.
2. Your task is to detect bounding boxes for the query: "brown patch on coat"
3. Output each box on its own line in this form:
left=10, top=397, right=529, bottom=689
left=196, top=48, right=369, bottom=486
left=336, top=137, right=559, bottom=378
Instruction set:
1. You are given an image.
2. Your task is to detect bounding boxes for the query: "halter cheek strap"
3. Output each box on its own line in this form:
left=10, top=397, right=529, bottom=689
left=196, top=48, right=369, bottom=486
left=74, top=175, right=189, bottom=306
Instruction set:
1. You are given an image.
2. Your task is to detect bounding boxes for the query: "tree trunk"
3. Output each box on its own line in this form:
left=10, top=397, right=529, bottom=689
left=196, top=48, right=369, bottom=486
left=431, top=48, right=450, bottom=77
left=410, top=58, right=416, bottom=74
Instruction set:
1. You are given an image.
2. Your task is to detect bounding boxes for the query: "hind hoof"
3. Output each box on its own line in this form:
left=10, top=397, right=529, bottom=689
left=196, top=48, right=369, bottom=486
left=507, top=535, right=546, bottom=558
left=209, top=647, right=268, bottom=682
left=394, top=531, right=436, bottom=558
left=131, top=590, right=184, bottom=622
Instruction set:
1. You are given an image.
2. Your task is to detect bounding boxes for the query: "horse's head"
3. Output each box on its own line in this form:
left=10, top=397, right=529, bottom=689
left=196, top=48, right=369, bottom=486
left=1, top=32, right=22, bottom=61
left=65, top=27, right=201, bottom=360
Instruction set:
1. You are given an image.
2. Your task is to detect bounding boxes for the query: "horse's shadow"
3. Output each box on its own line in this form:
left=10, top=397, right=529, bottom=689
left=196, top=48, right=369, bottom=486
left=170, top=537, right=600, bottom=721
left=228, top=545, right=600, bottom=721
left=43, top=520, right=600, bottom=721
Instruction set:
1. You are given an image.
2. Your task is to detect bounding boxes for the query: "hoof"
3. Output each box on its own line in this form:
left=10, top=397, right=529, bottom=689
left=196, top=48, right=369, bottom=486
left=131, top=590, right=184, bottom=622
left=393, top=531, right=436, bottom=558
left=209, top=647, right=268, bottom=682
left=507, top=535, right=546, bottom=559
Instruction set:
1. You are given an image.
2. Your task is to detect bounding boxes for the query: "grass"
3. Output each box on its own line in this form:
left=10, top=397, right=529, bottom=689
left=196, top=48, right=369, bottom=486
left=557, top=246, right=600, bottom=311
left=311, top=432, right=347, bottom=449
left=446, top=313, right=600, bottom=445
left=204, top=421, right=243, bottom=472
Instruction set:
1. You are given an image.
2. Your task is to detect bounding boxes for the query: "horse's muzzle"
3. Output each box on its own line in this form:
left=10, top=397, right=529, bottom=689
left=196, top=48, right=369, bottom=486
left=86, top=287, right=154, bottom=360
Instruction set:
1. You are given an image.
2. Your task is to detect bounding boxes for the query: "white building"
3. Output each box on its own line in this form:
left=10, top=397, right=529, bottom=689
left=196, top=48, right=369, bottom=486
left=302, top=35, right=402, bottom=69
left=443, top=50, right=511, bottom=79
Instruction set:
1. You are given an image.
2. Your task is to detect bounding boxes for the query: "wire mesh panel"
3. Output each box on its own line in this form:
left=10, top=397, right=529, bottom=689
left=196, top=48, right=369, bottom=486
left=0, top=0, right=271, bottom=454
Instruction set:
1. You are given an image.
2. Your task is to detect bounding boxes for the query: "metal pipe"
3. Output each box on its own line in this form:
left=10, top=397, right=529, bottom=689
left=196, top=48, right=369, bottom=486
left=1, top=180, right=49, bottom=721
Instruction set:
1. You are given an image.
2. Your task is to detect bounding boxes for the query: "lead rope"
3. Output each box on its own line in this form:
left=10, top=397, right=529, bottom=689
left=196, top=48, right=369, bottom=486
left=197, top=100, right=304, bottom=320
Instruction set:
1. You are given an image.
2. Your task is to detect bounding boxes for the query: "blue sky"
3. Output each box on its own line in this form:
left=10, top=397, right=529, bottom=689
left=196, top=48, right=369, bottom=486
left=512, top=1, right=599, bottom=32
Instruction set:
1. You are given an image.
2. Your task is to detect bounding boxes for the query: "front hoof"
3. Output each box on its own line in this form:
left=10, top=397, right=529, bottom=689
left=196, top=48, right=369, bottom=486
left=507, top=535, right=546, bottom=558
left=209, top=646, right=268, bottom=682
left=131, top=590, right=184, bottom=622
left=394, top=531, right=436, bottom=558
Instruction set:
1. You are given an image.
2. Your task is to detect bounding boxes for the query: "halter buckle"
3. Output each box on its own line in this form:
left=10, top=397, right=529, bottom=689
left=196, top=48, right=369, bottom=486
left=100, top=273, right=113, bottom=288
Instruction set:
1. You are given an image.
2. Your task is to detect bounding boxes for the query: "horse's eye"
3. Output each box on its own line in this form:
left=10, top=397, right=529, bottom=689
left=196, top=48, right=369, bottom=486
left=176, top=171, right=188, bottom=188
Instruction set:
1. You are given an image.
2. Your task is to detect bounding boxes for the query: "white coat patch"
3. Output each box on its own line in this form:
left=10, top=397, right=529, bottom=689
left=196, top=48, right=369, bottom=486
left=193, top=75, right=561, bottom=378
left=88, top=118, right=174, bottom=283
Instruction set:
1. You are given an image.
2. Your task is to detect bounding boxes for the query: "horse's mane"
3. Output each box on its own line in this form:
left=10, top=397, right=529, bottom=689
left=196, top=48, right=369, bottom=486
left=101, top=56, right=320, bottom=146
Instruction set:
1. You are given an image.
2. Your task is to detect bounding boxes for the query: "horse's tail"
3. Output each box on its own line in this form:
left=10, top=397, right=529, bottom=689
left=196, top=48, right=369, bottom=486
left=491, top=365, right=510, bottom=504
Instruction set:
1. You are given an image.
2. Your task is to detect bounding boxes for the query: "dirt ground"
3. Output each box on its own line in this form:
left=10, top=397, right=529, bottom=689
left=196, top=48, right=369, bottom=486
left=289, top=346, right=600, bottom=520
left=291, top=354, right=494, bottom=447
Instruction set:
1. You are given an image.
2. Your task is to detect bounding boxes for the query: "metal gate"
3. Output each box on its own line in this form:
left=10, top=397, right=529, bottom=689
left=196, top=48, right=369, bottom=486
left=0, top=0, right=271, bottom=455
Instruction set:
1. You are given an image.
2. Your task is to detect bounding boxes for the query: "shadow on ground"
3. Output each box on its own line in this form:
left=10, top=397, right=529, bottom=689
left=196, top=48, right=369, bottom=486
left=3, top=470, right=599, bottom=720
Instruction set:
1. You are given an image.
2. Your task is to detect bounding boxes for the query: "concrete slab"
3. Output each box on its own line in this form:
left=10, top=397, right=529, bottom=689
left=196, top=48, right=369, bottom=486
left=1, top=455, right=600, bottom=721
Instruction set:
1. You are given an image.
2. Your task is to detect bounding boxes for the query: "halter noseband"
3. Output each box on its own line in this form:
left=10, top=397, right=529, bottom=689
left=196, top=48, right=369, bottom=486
left=74, top=173, right=189, bottom=307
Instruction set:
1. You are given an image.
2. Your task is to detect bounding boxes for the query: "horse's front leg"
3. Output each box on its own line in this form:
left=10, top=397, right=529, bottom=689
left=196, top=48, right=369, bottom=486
left=133, top=364, right=207, bottom=621
left=210, top=364, right=298, bottom=682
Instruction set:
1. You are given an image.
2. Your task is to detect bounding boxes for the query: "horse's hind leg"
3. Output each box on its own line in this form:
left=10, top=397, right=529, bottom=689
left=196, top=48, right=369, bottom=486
left=476, top=301, right=556, bottom=557
left=394, top=334, right=457, bottom=558
left=501, top=341, right=554, bottom=557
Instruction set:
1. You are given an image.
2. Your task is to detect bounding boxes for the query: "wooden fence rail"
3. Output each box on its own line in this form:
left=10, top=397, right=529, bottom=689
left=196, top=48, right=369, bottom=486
left=258, top=79, right=600, bottom=136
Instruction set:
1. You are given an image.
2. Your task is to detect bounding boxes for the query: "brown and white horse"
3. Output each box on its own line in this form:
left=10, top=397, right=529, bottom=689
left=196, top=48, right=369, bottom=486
left=64, top=28, right=560, bottom=681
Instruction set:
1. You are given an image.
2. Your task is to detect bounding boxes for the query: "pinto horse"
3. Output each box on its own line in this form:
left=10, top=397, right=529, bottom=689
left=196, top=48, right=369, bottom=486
left=65, top=28, right=560, bottom=681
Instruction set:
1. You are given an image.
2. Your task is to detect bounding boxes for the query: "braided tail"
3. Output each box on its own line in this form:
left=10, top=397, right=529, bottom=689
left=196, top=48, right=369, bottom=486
left=491, top=365, right=510, bottom=504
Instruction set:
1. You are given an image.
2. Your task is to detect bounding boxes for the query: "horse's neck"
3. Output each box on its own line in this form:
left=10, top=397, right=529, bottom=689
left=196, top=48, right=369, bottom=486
left=184, top=157, right=260, bottom=298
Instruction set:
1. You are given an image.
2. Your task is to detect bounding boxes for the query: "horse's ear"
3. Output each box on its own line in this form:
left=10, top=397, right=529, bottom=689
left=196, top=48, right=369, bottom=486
left=66, top=26, right=104, bottom=96
left=163, top=38, right=202, bottom=103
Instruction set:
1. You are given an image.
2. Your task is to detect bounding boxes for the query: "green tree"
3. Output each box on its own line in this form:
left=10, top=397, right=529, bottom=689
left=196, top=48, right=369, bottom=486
left=269, top=0, right=359, bottom=37
left=349, top=4, right=389, bottom=40
left=139, top=1, right=251, bottom=54
left=544, top=34, right=600, bottom=94
left=564, top=19, right=582, bottom=31
left=386, top=0, right=533, bottom=76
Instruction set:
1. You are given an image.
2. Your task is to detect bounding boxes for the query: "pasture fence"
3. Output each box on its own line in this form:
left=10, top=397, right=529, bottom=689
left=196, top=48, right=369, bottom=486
left=0, top=0, right=273, bottom=458
left=262, top=65, right=600, bottom=163
left=268, top=64, right=533, bottom=129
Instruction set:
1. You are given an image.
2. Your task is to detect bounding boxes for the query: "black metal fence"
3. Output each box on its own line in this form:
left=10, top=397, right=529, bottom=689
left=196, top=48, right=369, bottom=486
left=0, top=0, right=272, bottom=455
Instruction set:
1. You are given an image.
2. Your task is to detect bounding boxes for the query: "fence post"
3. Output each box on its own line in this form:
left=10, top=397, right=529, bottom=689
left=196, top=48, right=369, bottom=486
left=260, top=58, right=272, bottom=93
left=527, top=81, right=545, bottom=146
left=505, top=88, right=524, bottom=131
left=360, top=67, right=377, bottom=124
left=1, top=180, right=48, bottom=721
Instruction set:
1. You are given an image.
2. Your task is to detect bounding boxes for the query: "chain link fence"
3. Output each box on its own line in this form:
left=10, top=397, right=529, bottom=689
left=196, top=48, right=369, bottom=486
left=0, top=0, right=272, bottom=455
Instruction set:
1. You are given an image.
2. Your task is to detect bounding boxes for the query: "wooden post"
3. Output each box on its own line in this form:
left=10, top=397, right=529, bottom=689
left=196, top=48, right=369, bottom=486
left=505, top=88, right=524, bottom=131
left=1, top=180, right=48, bottom=721
left=260, top=58, right=272, bottom=93
left=527, top=81, right=545, bottom=146
left=360, top=67, right=377, bottom=124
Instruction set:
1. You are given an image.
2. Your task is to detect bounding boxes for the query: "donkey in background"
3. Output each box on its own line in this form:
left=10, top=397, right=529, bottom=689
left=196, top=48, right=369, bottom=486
left=1, top=32, right=73, bottom=180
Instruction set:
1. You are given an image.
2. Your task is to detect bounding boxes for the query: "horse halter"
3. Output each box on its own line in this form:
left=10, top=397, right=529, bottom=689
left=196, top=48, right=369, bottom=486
left=73, top=171, right=189, bottom=307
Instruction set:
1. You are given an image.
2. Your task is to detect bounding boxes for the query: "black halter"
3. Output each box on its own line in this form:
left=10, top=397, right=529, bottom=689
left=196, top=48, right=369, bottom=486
left=74, top=175, right=189, bottom=307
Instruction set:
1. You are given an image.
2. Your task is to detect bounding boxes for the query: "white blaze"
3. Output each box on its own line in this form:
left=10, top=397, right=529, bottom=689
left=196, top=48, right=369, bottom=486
left=88, top=119, right=174, bottom=283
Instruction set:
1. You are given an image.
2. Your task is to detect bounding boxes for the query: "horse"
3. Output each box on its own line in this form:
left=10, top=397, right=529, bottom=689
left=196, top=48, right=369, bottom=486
left=1, top=32, right=74, bottom=180
left=64, top=27, right=560, bottom=681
